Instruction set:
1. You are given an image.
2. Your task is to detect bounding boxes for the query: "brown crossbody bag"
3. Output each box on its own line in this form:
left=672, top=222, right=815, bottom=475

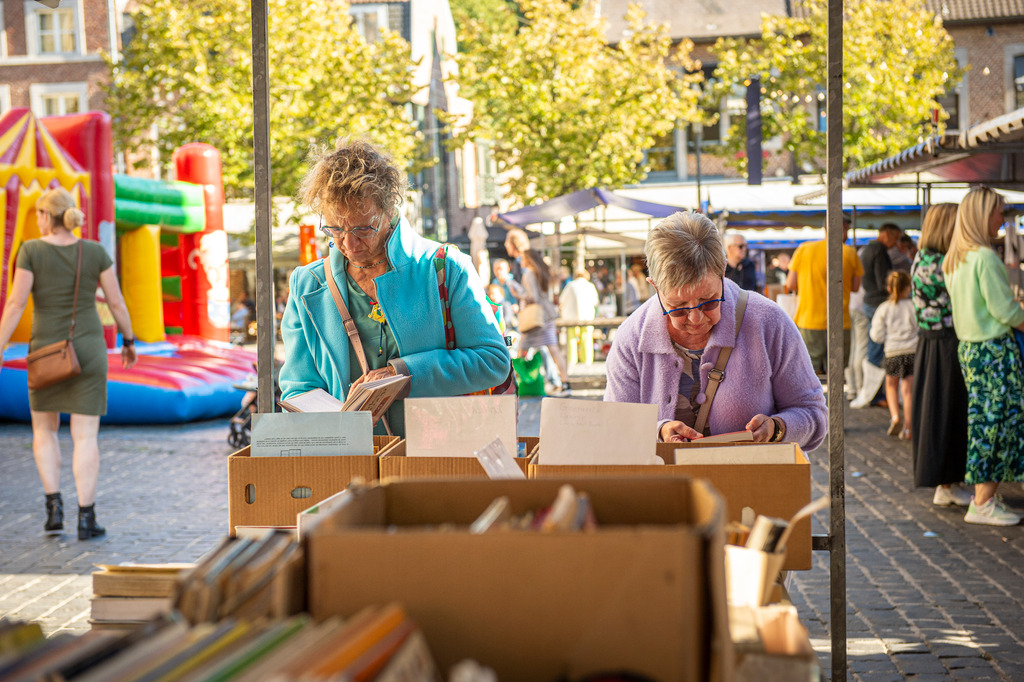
left=26, top=241, right=83, bottom=390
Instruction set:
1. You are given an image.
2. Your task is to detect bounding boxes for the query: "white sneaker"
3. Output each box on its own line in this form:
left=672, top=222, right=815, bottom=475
left=964, top=496, right=1022, bottom=526
left=933, top=484, right=972, bottom=507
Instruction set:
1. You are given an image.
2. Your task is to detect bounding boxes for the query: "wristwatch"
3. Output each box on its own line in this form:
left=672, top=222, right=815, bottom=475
left=769, top=417, right=786, bottom=443
left=123, top=337, right=135, bottom=347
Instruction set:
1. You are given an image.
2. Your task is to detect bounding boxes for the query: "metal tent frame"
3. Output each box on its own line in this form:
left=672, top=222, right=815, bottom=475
left=247, top=2, right=848, bottom=678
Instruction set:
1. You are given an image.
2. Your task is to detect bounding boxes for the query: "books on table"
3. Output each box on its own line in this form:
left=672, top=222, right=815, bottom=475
left=278, top=375, right=409, bottom=426
left=89, top=563, right=191, bottom=630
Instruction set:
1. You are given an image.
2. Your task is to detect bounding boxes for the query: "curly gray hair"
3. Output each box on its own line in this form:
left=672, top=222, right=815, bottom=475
left=644, top=211, right=726, bottom=291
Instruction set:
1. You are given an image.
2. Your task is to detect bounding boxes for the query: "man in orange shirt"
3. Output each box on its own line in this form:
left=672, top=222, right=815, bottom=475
left=786, top=217, right=865, bottom=375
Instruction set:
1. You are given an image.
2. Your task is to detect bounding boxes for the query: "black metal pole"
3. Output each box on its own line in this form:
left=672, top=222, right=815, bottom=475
left=826, top=0, right=848, bottom=677
left=251, top=1, right=276, bottom=413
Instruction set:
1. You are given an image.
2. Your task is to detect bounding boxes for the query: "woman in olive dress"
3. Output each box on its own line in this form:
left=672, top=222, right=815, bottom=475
left=0, top=188, right=137, bottom=540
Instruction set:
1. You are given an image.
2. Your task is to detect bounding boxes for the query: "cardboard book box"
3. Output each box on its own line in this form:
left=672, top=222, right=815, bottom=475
left=530, top=442, right=812, bottom=570
left=378, top=436, right=537, bottom=481
left=306, top=476, right=733, bottom=682
left=227, top=435, right=399, bottom=535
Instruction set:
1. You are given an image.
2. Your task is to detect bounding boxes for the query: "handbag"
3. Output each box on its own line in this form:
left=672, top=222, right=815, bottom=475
left=434, top=245, right=517, bottom=396
left=26, top=241, right=83, bottom=391
left=517, top=302, right=545, bottom=333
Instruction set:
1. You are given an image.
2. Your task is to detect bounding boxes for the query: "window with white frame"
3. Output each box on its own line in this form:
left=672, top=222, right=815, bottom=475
left=29, top=82, right=88, bottom=117
left=1015, top=53, right=1024, bottom=110
left=350, top=5, right=388, bottom=41
left=24, top=0, right=83, bottom=57
left=0, top=86, right=10, bottom=116
left=937, top=48, right=968, bottom=132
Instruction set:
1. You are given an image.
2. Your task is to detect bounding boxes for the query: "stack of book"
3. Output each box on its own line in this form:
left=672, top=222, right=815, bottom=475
left=0, top=607, right=439, bottom=681
left=174, top=529, right=304, bottom=624
left=90, top=564, right=191, bottom=631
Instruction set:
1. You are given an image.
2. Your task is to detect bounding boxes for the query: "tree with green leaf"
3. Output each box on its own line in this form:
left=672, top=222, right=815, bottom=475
left=709, top=0, right=962, bottom=175
left=449, top=0, right=518, bottom=54
left=105, top=0, right=424, bottom=201
left=454, top=0, right=704, bottom=205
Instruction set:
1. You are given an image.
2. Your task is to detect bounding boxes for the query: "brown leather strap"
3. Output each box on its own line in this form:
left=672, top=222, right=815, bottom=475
left=324, top=259, right=369, bottom=374
left=323, top=258, right=392, bottom=436
left=694, top=289, right=748, bottom=435
left=68, top=240, right=82, bottom=341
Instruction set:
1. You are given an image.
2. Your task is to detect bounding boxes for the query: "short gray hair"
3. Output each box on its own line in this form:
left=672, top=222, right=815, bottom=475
left=645, top=212, right=726, bottom=291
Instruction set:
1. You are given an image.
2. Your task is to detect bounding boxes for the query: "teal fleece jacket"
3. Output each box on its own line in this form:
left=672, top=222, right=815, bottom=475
left=279, top=217, right=510, bottom=406
left=947, top=247, right=1024, bottom=342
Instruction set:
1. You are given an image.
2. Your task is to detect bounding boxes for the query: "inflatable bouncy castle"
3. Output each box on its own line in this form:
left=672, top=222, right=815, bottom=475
left=0, top=108, right=255, bottom=424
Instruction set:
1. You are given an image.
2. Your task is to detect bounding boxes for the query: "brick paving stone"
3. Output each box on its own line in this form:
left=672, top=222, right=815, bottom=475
left=893, top=653, right=949, bottom=675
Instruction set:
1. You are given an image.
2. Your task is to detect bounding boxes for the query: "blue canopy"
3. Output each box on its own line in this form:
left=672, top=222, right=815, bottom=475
left=497, top=188, right=688, bottom=227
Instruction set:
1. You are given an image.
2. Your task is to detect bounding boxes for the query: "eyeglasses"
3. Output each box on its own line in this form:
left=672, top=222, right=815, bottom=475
left=658, top=285, right=725, bottom=318
left=730, top=243, right=748, bottom=250
left=320, top=213, right=393, bottom=239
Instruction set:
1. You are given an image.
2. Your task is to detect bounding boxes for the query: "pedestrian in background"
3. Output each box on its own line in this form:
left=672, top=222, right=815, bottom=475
left=491, top=258, right=518, bottom=331
left=786, top=217, right=864, bottom=375
left=510, top=249, right=571, bottom=395
left=860, top=223, right=903, bottom=373
left=724, top=233, right=758, bottom=291
left=944, top=186, right=1024, bottom=526
left=909, top=203, right=972, bottom=507
left=869, top=270, right=917, bottom=441
left=0, top=187, right=137, bottom=540
left=503, top=228, right=530, bottom=283
left=559, top=269, right=600, bottom=367
left=845, top=284, right=869, bottom=400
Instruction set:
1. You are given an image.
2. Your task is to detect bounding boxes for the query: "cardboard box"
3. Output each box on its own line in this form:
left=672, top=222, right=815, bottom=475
left=529, top=441, right=812, bottom=570
left=227, top=435, right=399, bottom=534
left=732, top=604, right=820, bottom=682
left=306, top=476, right=732, bottom=682
left=378, top=436, right=537, bottom=481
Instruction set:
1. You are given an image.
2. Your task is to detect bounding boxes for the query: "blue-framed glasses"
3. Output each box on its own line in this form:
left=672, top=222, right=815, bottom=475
left=320, top=213, right=394, bottom=239
left=658, top=283, right=725, bottom=318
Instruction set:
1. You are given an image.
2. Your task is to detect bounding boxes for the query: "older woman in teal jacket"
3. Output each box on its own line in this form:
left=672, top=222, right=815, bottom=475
left=280, top=139, right=510, bottom=436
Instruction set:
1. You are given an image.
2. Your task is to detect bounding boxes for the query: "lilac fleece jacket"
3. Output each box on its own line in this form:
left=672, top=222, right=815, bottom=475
left=604, top=279, right=827, bottom=450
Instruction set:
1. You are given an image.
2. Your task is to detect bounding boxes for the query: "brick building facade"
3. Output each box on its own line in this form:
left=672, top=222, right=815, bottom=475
left=0, top=0, right=116, bottom=118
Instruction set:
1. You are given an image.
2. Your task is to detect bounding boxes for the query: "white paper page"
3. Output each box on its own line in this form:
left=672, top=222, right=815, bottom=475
left=297, top=488, right=352, bottom=538
left=538, top=398, right=657, bottom=465
left=250, top=412, right=374, bottom=457
left=673, top=443, right=795, bottom=465
left=404, top=395, right=518, bottom=458
left=281, top=387, right=344, bottom=412
left=475, top=437, right=527, bottom=480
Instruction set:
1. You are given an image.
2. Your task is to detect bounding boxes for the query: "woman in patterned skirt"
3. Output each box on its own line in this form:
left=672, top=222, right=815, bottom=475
left=944, top=187, right=1024, bottom=526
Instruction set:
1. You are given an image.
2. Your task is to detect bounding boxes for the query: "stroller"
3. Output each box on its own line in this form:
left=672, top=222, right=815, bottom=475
left=227, top=362, right=281, bottom=449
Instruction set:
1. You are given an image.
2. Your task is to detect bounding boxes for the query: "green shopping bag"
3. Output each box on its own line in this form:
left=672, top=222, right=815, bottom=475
left=512, top=353, right=546, bottom=397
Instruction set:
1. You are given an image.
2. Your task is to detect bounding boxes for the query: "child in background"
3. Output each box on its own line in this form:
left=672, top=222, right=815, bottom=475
left=870, top=270, right=918, bottom=440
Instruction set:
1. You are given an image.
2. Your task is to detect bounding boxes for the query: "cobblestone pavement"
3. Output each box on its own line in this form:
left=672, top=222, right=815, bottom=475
left=2, top=383, right=1024, bottom=680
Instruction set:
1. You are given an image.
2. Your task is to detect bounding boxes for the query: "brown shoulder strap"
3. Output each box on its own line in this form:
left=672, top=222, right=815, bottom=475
left=68, top=240, right=82, bottom=340
left=694, top=289, right=748, bottom=435
left=323, top=257, right=392, bottom=436
left=324, top=259, right=369, bottom=375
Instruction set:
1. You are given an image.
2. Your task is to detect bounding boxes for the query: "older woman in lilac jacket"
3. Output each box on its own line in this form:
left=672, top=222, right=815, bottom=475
left=605, top=212, right=827, bottom=449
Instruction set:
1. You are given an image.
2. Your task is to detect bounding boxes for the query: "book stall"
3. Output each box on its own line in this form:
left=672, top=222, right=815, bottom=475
left=2, top=396, right=827, bottom=681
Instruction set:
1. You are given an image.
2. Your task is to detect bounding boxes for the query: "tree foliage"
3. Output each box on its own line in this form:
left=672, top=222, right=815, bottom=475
left=709, top=0, right=962, bottom=174
left=105, top=0, right=423, bottom=200
left=454, top=0, right=704, bottom=205
left=448, top=0, right=518, bottom=54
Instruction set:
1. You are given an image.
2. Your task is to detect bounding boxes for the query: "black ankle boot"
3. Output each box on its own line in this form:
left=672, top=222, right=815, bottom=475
left=78, top=505, right=105, bottom=541
left=44, top=493, right=63, bottom=534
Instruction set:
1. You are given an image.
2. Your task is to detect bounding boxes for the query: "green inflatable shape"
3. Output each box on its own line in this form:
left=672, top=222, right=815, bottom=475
left=115, top=199, right=205, bottom=232
left=114, top=174, right=205, bottom=206
left=161, top=276, right=182, bottom=301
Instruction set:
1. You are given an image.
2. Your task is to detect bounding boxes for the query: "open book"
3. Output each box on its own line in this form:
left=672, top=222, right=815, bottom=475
left=278, top=375, right=409, bottom=425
